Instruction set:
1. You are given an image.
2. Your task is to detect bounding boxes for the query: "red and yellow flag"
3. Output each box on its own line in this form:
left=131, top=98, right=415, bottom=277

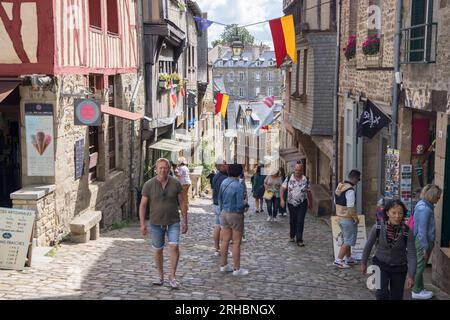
left=269, top=14, right=297, bottom=68
left=215, top=92, right=229, bottom=118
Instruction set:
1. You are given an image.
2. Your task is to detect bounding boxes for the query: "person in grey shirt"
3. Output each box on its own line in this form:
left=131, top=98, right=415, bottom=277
left=361, top=199, right=416, bottom=300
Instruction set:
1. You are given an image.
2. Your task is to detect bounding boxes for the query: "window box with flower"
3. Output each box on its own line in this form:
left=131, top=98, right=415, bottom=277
left=362, top=34, right=382, bottom=68
left=158, top=73, right=171, bottom=90
left=344, top=35, right=356, bottom=60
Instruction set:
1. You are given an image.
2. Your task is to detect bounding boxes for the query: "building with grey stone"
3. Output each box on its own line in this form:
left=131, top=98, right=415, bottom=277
left=212, top=46, right=283, bottom=102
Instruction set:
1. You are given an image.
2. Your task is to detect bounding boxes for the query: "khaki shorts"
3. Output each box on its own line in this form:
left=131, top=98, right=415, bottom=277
left=220, top=211, right=245, bottom=233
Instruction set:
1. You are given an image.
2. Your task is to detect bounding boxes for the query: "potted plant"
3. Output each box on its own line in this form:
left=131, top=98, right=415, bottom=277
left=158, top=73, right=170, bottom=89
left=362, top=34, right=380, bottom=56
left=170, top=73, right=181, bottom=85
left=178, top=0, right=186, bottom=12
left=343, top=35, right=356, bottom=60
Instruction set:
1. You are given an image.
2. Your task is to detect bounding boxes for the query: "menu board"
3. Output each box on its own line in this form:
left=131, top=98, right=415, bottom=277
left=74, top=139, right=85, bottom=180
left=0, top=207, right=36, bottom=270
left=384, top=148, right=400, bottom=199
left=331, top=215, right=367, bottom=260
left=401, top=165, right=413, bottom=214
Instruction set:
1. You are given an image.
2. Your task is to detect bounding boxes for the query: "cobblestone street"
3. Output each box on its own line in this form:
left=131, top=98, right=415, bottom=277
left=1, top=181, right=383, bottom=300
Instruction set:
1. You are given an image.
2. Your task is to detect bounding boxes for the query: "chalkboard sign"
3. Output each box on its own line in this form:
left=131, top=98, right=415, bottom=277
left=0, top=207, right=36, bottom=270
left=74, top=139, right=85, bottom=180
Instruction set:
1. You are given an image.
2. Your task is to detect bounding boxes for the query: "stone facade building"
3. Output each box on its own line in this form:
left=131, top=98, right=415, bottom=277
left=0, top=0, right=145, bottom=246
left=212, top=45, right=283, bottom=102
left=338, top=0, right=396, bottom=216
left=396, top=0, right=450, bottom=294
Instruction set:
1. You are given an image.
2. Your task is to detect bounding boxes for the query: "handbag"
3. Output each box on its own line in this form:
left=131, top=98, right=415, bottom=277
left=263, top=190, right=274, bottom=200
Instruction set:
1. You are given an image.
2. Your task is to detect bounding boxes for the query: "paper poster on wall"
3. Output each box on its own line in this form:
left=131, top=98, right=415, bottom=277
left=25, top=103, right=55, bottom=176
left=331, top=215, right=367, bottom=261
left=0, top=207, right=36, bottom=270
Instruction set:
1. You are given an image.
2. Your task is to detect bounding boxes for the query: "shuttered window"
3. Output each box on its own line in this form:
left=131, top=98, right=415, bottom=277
left=89, top=0, right=102, bottom=29
left=107, top=0, right=119, bottom=34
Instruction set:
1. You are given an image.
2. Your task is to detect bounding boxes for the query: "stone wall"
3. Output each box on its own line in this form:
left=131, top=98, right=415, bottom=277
left=16, top=72, right=145, bottom=246
left=338, top=0, right=396, bottom=215
left=12, top=188, right=57, bottom=247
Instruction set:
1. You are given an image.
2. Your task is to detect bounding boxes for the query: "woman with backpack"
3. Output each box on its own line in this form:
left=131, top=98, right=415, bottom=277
left=411, top=184, right=442, bottom=300
left=361, top=199, right=416, bottom=300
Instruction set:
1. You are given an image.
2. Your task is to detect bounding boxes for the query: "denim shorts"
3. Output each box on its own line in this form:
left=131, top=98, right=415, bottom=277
left=150, top=222, right=180, bottom=249
left=338, top=219, right=358, bottom=246
left=213, top=204, right=221, bottom=226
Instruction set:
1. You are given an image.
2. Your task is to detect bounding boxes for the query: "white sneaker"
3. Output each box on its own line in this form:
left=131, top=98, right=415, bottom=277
left=233, top=268, right=249, bottom=276
left=220, top=264, right=233, bottom=272
left=412, top=290, right=433, bottom=300
left=266, top=216, right=272, bottom=222
left=214, top=250, right=220, bottom=257
left=273, top=217, right=277, bottom=222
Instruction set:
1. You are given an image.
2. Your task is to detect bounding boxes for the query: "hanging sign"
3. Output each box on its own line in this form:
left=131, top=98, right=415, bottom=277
left=0, top=207, right=36, bottom=270
left=74, top=99, right=101, bottom=126
left=25, top=103, right=55, bottom=177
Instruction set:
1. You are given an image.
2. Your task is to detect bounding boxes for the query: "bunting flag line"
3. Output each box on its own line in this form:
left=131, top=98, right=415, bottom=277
left=193, top=16, right=214, bottom=31
left=357, top=99, right=391, bottom=139
left=215, top=92, right=229, bottom=118
left=269, top=14, right=297, bottom=68
left=263, top=95, right=275, bottom=108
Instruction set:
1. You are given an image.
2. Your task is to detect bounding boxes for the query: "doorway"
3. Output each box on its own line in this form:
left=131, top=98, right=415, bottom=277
left=0, top=86, right=21, bottom=207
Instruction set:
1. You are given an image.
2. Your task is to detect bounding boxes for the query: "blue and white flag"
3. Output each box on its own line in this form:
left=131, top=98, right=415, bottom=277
left=193, top=16, right=214, bottom=31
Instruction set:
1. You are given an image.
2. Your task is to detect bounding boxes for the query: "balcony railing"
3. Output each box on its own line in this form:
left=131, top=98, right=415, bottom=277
left=401, top=22, right=437, bottom=64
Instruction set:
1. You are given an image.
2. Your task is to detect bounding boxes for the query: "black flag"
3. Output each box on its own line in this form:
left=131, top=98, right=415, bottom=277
left=357, top=99, right=391, bottom=138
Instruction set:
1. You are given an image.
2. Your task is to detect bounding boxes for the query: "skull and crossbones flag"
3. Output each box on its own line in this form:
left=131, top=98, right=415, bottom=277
left=357, top=99, right=391, bottom=138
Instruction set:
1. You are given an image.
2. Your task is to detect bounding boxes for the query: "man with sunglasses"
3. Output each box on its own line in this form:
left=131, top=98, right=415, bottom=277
left=139, top=158, right=188, bottom=289
left=333, top=169, right=361, bottom=269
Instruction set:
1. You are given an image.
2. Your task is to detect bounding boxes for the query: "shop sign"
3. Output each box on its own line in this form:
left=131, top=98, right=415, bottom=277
left=0, top=208, right=35, bottom=270
left=74, top=99, right=101, bottom=126
left=331, top=215, right=367, bottom=261
left=404, top=87, right=448, bottom=113
left=25, top=103, right=55, bottom=177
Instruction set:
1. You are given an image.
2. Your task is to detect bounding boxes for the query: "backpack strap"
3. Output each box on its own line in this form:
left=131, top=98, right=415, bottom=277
left=376, top=221, right=382, bottom=240
left=402, top=223, right=409, bottom=246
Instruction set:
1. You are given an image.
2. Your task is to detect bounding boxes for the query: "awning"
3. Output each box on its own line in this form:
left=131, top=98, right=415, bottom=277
left=0, top=81, right=20, bottom=104
left=101, top=106, right=143, bottom=121
left=149, top=138, right=191, bottom=152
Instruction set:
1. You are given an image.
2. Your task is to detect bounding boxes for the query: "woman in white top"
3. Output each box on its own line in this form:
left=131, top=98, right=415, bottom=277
left=176, top=157, right=191, bottom=208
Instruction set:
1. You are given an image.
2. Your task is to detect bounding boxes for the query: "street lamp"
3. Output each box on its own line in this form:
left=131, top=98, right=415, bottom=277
left=231, top=26, right=244, bottom=57
left=245, top=106, right=252, bottom=117
left=231, top=40, right=244, bottom=57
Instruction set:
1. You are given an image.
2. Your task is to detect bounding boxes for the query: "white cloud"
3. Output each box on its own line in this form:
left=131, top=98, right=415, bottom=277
left=196, top=0, right=282, bottom=47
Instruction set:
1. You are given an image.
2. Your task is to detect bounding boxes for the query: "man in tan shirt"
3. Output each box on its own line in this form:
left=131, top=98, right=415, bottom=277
left=139, top=158, right=188, bottom=289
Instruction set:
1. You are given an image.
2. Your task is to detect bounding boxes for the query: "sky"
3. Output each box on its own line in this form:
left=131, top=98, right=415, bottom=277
left=195, top=0, right=283, bottom=49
